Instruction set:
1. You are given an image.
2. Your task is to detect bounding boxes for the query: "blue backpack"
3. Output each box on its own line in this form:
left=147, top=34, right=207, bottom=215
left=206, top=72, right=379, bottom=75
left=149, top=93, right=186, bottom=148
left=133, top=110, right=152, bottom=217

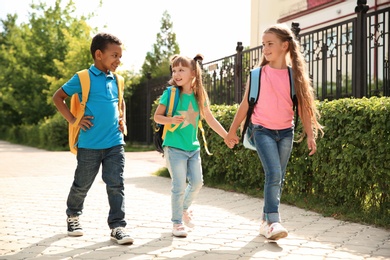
left=242, top=66, right=298, bottom=150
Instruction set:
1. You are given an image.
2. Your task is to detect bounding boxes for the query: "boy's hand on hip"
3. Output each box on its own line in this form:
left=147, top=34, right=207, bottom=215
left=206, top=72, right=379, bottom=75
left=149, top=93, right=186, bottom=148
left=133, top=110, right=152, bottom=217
left=79, top=116, right=94, bottom=131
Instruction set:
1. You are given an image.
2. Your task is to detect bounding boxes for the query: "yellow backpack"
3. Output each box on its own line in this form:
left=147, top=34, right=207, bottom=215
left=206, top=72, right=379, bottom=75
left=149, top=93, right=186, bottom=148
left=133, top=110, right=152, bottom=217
left=68, top=69, right=125, bottom=154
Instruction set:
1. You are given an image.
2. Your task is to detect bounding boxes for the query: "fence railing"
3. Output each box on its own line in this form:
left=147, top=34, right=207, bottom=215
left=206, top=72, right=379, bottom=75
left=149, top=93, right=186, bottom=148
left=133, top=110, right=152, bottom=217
left=201, top=4, right=389, bottom=104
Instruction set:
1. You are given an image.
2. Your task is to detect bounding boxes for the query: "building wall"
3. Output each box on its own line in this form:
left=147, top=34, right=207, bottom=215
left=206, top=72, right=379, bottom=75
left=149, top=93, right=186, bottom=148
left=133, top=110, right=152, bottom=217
left=250, top=0, right=284, bottom=47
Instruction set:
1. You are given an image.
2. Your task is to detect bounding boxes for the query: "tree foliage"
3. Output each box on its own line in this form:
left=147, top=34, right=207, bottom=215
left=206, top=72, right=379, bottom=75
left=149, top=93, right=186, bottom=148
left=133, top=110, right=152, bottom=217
left=0, top=0, right=94, bottom=127
left=141, top=10, right=180, bottom=78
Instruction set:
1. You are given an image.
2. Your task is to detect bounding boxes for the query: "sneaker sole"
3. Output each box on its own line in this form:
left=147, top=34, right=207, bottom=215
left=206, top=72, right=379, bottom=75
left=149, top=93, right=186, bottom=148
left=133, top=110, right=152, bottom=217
left=111, top=237, right=134, bottom=245
left=172, top=232, right=188, bottom=237
left=172, top=234, right=187, bottom=237
left=68, top=230, right=83, bottom=237
left=268, top=231, right=288, bottom=241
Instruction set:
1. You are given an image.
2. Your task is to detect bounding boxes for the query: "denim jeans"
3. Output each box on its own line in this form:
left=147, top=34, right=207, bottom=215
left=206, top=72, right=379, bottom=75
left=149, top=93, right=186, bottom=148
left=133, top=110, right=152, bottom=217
left=250, top=123, right=293, bottom=224
left=164, top=147, right=204, bottom=224
left=66, top=145, right=126, bottom=229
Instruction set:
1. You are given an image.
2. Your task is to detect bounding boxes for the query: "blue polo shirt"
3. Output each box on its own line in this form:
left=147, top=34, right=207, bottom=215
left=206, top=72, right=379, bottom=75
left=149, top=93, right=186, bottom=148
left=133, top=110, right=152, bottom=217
left=62, top=65, right=125, bottom=150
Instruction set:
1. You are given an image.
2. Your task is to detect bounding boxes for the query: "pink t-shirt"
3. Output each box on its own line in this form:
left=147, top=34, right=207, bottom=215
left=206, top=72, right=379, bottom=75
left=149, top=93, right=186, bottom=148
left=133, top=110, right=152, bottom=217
left=251, top=65, right=294, bottom=130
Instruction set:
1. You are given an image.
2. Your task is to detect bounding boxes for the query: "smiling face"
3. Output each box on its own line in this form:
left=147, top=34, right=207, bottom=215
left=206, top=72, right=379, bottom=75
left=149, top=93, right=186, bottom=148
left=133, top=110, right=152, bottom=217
left=171, top=62, right=195, bottom=88
left=262, top=32, right=289, bottom=65
left=94, top=43, right=122, bottom=73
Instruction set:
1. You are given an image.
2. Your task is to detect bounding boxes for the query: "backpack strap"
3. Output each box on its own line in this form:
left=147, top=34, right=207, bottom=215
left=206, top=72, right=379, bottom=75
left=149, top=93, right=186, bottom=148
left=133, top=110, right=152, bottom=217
left=240, top=66, right=261, bottom=143
left=168, top=87, right=181, bottom=133
left=198, top=120, right=213, bottom=155
left=115, top=73, right=125, bottom=116
left=248, top=67, right=261, bottom=106
left=165, top=86, right=178, bottom=117
left=162, top=86, right=180, bottom=139
left=74, top=69, right=90, bottom=128
left=69, top=69, right=90, bottom=154
left=114, top=73, right=126, bottom=135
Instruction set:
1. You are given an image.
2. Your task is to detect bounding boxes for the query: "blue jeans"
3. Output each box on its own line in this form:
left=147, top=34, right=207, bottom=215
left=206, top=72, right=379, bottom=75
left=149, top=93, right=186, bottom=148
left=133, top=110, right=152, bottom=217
left=66, top=145, right=126, bottom=229
left=250, top=123, right=293, bottom=224
left=164, top=147, right=204, bottom=224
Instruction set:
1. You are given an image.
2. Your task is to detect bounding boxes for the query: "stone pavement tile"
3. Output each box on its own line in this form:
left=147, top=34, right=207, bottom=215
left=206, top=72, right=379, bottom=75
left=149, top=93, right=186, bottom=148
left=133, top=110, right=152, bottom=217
left=197, top=253, right=242, bottom=260
left=1, top=141, right=390, bottom=260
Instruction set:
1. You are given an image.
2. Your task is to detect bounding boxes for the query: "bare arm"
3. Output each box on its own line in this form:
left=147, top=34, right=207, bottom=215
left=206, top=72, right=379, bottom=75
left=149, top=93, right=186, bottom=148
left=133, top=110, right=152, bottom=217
left=203, top=106, right=235, bottom=149
left=203, top=106, right=228, bottom=139
left=52, top=88, right=76, bottom=124
left=153, top=104, right=184, bottom=125
left=225, top=80, right=251, bottom=146
left=119, top=99, right=127, bottom=135
left=52, top=88, right=93, bottom=131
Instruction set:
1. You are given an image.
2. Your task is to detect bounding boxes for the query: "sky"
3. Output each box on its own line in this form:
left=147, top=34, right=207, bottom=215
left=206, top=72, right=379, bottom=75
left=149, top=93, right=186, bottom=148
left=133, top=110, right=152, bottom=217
left=0, top=0, right=251, bottom=72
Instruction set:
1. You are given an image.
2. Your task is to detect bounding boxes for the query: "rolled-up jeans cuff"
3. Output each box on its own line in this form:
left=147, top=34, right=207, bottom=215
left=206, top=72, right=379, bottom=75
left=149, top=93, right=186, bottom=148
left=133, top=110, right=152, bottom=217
left=263, top=213, right=280, bottom=224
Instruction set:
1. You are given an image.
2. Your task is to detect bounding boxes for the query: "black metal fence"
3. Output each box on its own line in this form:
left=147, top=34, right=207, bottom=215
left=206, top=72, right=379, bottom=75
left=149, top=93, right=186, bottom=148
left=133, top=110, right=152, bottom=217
left=128, top=2, right=390, bottom=144
left=201, top=4, right=390, bottom=104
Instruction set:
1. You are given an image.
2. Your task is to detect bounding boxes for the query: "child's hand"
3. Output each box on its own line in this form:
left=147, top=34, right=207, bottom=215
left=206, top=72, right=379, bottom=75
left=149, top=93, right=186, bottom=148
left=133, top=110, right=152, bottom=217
left=119, top=119, right=127, bottom=135
left=224, top=138, right=235, bottom=149
left=172, top=116, right=184, bottom=124
left=224, top=131, right=239, bottom=149
left=307, top=136, right=317, bottom=155
left=78, top=116, right=94, bottom=131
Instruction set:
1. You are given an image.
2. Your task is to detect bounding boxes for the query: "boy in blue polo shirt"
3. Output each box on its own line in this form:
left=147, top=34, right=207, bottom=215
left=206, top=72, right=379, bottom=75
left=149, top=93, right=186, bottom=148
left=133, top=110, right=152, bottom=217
left=52, top=32, right=133, bottom=245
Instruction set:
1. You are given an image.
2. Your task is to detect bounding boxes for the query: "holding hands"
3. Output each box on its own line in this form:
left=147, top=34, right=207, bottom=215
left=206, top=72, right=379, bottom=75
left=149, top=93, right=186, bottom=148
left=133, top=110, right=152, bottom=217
left=224, top=130, right=240, bottom=149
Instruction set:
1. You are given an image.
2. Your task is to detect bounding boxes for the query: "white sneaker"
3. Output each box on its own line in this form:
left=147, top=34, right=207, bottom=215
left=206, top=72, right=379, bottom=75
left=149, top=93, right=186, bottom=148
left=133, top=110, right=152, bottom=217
left=67, top=216, right=83, bottom=236
left=172, top=224, right=188, bottom=237
left=110, top=227, right=134, bottom=245
left=259, top=221, right=267, bottom=237
left=260, top=222, right=288, bottom=241
left=183, top=210, right=195, bottom=228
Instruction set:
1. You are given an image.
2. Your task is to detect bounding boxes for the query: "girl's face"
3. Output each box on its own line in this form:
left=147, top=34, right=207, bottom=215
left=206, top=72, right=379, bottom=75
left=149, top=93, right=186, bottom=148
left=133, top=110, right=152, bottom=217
left=95, top=43, right=122, bottom=73
left=262, top=32, right=288, bottom=63
left=171, top=63, right=194, bottom=88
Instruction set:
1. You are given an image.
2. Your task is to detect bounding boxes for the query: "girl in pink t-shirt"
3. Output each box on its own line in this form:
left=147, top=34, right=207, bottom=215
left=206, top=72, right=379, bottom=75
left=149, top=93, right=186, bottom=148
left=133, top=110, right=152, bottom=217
left=225, top=24, right=323, bottom=241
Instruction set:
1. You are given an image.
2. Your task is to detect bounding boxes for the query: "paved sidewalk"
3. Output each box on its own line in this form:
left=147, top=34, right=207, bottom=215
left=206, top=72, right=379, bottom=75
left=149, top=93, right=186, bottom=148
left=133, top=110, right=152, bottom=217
left=0, top=140, right=389, bottom=260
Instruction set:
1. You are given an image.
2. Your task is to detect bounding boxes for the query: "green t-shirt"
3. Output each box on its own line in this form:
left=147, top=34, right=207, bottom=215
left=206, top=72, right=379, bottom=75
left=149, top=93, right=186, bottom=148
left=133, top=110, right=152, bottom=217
left=159, top=89, right=200, bottom=151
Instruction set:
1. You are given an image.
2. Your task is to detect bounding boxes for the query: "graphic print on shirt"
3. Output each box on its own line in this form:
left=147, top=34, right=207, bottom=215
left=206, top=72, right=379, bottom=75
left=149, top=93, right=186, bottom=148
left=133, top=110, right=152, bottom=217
left=177, top=102, right=199, bottom=129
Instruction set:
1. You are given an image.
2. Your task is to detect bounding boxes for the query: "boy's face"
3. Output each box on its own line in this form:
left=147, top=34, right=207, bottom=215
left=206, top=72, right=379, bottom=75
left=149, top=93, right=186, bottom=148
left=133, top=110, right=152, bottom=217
left=94, top=43, right=122, bottom=73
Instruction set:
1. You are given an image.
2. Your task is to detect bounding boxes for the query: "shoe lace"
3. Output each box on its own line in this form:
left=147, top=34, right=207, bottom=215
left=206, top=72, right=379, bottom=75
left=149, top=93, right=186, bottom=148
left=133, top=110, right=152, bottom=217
left=68, top=217, right=81, bottom=229
left=114, top=227, right=127, bottom=239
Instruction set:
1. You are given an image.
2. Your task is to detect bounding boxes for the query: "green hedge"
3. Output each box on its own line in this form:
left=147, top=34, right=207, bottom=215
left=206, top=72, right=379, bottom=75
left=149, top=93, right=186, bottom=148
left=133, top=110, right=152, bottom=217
left=2, top=96, right=389, bottom=227
left=188, top=97, right=389, bottom=227
left=0, top=112, right=68, bottom=150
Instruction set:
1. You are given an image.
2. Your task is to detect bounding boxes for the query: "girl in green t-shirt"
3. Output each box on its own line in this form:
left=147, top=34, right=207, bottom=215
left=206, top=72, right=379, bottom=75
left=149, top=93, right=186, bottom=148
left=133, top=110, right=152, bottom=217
left=154, top=54, right=235, bottom=237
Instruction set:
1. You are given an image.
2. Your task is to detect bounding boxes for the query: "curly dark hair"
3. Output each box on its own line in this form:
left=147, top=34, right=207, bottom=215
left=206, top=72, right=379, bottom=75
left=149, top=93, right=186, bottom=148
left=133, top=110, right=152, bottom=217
left=90, top=33, right=122, bottom=60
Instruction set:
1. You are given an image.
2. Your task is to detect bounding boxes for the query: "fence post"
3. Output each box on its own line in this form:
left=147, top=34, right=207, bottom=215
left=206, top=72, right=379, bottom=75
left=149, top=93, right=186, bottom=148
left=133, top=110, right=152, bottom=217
left=235, top=42, right=244, bottom=103
left=291, top=22, right=301, bottom=40
left=354, top=0, right=369, bottom=98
